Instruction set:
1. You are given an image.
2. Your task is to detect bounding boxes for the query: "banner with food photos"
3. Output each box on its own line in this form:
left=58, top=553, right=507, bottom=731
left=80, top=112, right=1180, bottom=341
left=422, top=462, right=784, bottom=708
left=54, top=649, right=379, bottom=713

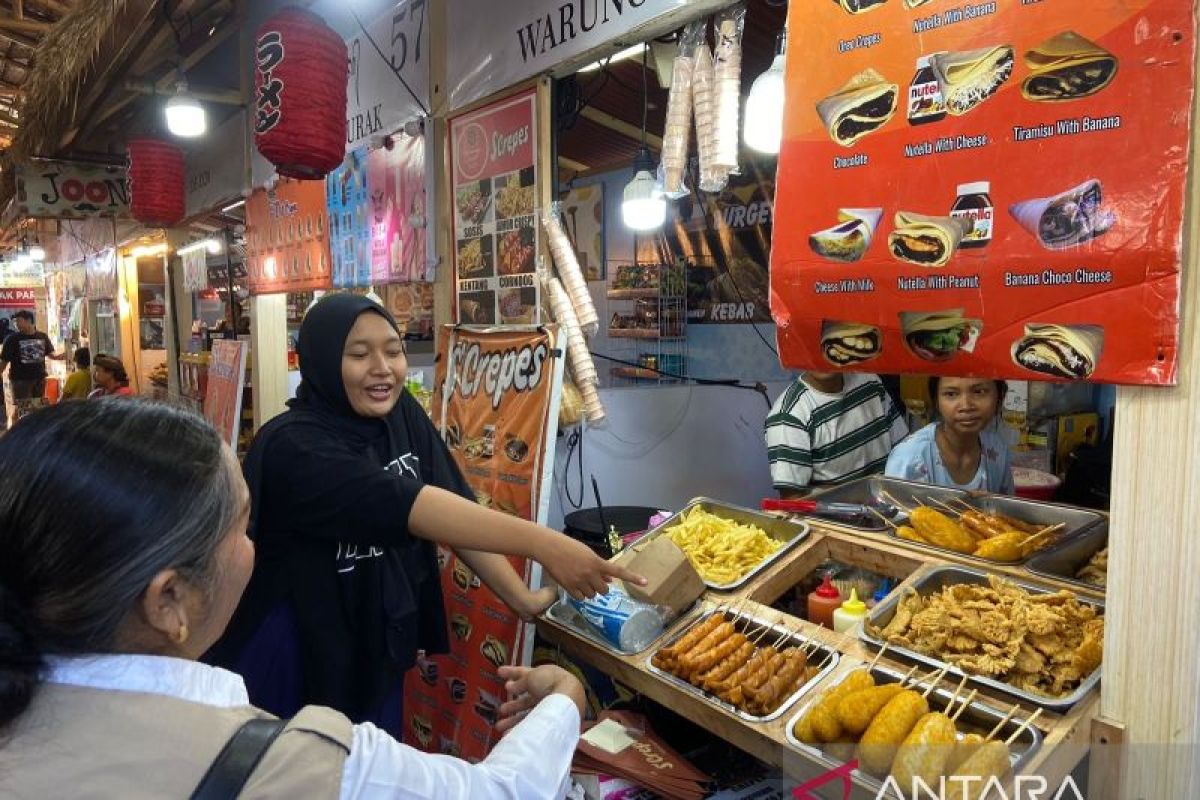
left=770, top=0, right=1194, bottom=384
left=450, top=88, right=540, bottom=326
left=402, top=325, right=561, bottom=761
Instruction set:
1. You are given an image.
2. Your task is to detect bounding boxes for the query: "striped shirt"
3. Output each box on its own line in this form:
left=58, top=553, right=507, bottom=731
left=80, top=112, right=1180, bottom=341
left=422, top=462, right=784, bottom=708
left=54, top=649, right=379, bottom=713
left=765, top=374, right=908, bottom=492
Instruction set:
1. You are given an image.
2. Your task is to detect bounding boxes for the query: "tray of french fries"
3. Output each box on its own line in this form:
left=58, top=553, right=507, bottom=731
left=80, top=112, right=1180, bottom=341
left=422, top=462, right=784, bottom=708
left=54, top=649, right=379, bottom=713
left=646, top=604, right=839, bottom=724
left=861, top=566, right=1104, bottom=710
left=639, top=497, right=810, bottom=591
left=786, top=656, right=1043, bottom=796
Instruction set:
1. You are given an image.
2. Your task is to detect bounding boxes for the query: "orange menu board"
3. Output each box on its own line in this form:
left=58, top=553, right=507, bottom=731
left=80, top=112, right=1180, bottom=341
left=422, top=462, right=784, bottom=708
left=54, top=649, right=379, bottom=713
left=402, top=325, right=560, bottom=761
left=770, top=0, right=1194, bottom=384
left=245, top=178, right=333, bottom=295
left=203, top=340, right=247, bottom=450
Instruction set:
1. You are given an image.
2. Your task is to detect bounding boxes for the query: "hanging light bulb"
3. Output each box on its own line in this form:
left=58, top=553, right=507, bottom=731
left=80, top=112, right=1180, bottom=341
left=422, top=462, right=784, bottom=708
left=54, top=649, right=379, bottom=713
left=165, top=79, right=207, bottom=138
left=621, top=146, right=666, bottom=230
left=744, top=30, right=787, bottom=155
left=27, top=237, right=45, bottom=262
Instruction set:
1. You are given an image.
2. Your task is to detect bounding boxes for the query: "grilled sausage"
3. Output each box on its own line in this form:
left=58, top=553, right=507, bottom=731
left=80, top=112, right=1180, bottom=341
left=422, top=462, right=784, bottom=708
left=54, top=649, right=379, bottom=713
left=889, top=712, right=958, bottom=788
left=744, top=649, right=784, bottom=690
left=943, top=741, right=1012, bottom=800
left=701, top=638, right=755, bottom=690
left=857, top=690, right=930, bottom=775
left=748, top=648, right=807, bottom=713
left=687, top=631, right=746, bottom=683
left=836, top=684, right=905, bottom=735
left=677, top=622, right=735, bottom=676
left=710, top=647, right=773, bottom=696
left=660, top=613, right=725, bottom=666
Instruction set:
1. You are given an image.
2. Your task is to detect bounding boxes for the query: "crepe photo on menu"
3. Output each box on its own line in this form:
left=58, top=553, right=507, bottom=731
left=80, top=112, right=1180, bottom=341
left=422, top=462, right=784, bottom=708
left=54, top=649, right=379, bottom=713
left=816, top=68, right=898, bottom=147
left=809, top=208, right=883, bottom=263
left=1022, top=32, right=1118, bottom=102
left=888, top=211, right=971, bottom=267
left=821, top=321, right=883, bottom=366
left=930, top=45, right=1014, bottom=115
left=833, top=0, right=887, bottom=14
left=900, top=309, right=982, bottom=362
left=1011, top=323, right=1104, bottom=379
left=1009, top=179, right=1116, bottom=250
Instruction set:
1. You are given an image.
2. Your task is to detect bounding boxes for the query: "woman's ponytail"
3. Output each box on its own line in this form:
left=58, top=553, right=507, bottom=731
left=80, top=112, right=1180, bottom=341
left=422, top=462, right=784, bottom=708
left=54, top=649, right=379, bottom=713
left=0, top=581, right=42, bottom=729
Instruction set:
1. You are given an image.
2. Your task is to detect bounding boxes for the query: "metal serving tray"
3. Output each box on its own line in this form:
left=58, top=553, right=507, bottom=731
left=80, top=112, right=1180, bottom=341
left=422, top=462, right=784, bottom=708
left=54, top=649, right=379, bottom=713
left=645, top=608, right=839, bottom=724
left=542, top=598, right=700, bottom=657
left=641, top=497, right=811, bottom=591
left=1026, top=523, right=1108, bottom=592
left=784, top=664, right=1043, bottom=789
left=860, top=565, right=1104, bottom=710
left=807, top=476, right=971, bottom=532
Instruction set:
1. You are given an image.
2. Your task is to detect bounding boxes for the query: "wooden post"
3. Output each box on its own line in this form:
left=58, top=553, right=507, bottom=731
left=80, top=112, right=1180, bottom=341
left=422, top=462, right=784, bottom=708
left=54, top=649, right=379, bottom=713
left=428, top=0, right=453, bottom=339
left=1102, top=35, right=1200, bottom=796
left=248, top=293, right=287, bottom=428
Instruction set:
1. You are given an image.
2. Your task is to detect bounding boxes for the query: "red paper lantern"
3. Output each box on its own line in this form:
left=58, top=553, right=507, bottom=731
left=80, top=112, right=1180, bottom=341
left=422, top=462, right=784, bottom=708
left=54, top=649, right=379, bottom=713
left=127, top=138, right=185, bottom=227
left=254, top=7, right=347, bottom=180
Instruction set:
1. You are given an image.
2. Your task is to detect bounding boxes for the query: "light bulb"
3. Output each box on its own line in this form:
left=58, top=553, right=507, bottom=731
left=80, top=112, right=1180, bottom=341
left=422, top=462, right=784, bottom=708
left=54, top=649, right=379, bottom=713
left=165, top=83, right=207, bottom=138
left=621, top=147, right=666, bottom=231
left=744, top=52, right=786, bottom=154
left=28, top=244, right=45, bottom=261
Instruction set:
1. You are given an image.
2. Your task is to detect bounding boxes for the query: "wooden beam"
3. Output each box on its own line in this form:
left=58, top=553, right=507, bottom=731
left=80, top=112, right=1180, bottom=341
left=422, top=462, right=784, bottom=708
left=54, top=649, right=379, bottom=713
left=0, top=17, right=46, bottom=34
left=124, top=79, right=242, bottom=105
left=578, top=105, right=664, bottom=150
left=558, top=156, right=589, bottom=172
left=13, top=0, right=21, bottom=19
left=29, top=0, right=68, bottom=16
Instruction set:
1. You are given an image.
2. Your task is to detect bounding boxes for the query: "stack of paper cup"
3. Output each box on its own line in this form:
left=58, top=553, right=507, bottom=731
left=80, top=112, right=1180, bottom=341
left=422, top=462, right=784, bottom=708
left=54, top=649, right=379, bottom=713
left=713, top=18, right=742, bottom=172
left=692, top=45, right=726, bottom=193
left=544, top=274, right=605, bottom=424
left=541, top=208, right=599, bottom=336
left=661, top=54, right=695, bottom=196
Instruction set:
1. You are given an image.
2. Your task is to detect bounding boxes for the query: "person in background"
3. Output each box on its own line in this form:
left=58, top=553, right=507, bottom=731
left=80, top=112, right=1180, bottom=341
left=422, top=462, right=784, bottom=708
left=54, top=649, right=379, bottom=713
left=61, top=347, right=92, bottom=400
left=0, top=310, right=63, bottom=404
left=765, top=371, right=908, bottom=496
left=89, top=354, right=134, bottom=398
left=0, top=400, right=585, bottom=799
left=207, top=294, right=641, bottom=739
left=886, top=376, right=1015, bottom=494
left=0, top=316, right=13, bottom=344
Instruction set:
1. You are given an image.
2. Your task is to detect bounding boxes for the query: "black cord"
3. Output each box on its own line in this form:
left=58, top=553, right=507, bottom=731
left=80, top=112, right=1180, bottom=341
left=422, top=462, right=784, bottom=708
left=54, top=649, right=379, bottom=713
left=591, top=351, right=772, bottom=410
left=563, top=427, right=584, bottom=509
left=718, top=262, right=779, bottom=357
left=348, top=6, right=431, bottom=117
left=640, top=43, right=648, bottom=145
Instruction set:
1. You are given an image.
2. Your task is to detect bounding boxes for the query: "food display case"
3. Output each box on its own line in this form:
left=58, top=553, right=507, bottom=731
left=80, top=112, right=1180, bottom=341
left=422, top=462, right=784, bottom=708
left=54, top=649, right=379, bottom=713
left=536, top=486, right=1105, bottom=796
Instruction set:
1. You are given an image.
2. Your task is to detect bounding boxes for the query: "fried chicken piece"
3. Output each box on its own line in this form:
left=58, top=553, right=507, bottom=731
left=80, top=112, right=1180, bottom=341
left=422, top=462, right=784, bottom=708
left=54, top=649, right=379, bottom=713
left=1015, top=643, right=1047, bottom=675
left=880, top=593, right=922, bottom=639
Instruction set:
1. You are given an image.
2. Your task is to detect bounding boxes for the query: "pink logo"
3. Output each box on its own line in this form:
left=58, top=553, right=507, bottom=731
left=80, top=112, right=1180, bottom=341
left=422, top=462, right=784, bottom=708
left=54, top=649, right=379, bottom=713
left=793, top=760, right=857, bottom=800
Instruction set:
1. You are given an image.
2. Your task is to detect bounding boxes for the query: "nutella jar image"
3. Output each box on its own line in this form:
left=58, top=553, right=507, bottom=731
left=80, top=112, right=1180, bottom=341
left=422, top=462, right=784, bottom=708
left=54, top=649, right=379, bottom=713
left=950, top=181, right=994, bottom=249
left=908, top=55, right=947, bottom=125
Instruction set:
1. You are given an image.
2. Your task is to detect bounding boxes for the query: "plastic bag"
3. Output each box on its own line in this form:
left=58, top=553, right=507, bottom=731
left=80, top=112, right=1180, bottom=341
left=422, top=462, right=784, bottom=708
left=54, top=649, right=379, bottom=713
left=692, top=40, right=728, bottom=194
left=660, top=24, right=704, bottom=196
left=541, top=270, right=606, bottom=424
left=712, top=3, right=746, bottom=172
left=541, top=203, right=599, bottom=336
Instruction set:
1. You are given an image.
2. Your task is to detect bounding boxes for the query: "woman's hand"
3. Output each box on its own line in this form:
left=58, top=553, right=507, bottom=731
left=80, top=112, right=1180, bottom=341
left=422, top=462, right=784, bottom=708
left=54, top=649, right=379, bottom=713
left=513, top=584, right=557, bottom=622
left=495, top=665, right=586, bottom=734
left=534, top=534, right=646, bottom=600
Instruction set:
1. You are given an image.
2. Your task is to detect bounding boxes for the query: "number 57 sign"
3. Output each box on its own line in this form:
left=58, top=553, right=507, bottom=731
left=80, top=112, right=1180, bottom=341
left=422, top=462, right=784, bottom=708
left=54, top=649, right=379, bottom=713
left=346, top=0, right=430, bottom=150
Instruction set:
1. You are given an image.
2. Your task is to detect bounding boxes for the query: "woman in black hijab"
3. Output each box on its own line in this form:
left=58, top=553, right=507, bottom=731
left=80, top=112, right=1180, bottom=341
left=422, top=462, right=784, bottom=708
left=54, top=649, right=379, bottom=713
left=207, top=294, right=639, bottom=737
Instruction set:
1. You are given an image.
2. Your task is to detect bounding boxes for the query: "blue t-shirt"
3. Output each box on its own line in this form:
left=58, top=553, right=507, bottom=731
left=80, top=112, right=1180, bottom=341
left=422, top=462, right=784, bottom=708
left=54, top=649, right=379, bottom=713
left=885, top=422, right=1015, bottom=494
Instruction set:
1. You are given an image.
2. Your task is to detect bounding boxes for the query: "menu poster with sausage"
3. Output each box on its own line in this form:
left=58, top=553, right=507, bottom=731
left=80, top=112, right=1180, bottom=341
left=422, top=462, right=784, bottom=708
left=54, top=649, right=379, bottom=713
left=449, top=88, right=540, bottom=326
left=326, top=148, right=372, bottom=289
left=402, top=326, right=560, bottom=761
left=770, top=0, right=1194, bottom=384
left=245, top=179, right=333, bottom=295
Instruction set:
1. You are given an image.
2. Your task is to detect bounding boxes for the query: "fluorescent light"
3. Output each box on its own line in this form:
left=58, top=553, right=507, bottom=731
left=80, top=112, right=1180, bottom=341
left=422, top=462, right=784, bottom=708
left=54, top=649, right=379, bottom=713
left=621, top=147, right=665, bottom=231
left=745, top=33, right=787, bottom=155
left=165, top=81, right=207, bottom=138
left=579, top=43, right=645, bottom=73
left=132, top=243, right=168, bottom=258
left=221, top=199, right=246, bottom=213
left=178, top=238, right=222, bottom=256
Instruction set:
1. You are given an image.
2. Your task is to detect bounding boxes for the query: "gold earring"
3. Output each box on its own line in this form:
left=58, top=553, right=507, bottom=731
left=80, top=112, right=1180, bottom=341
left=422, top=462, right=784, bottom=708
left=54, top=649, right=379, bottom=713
left=175, top=624, right=189, bottom=645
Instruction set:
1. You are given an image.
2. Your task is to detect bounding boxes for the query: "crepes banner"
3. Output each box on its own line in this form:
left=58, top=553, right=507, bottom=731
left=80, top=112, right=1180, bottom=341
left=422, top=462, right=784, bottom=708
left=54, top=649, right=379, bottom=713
left=770, top=0, right=1194, bottom=384
left=402, top=325, right=561, bottom=761
left=449, top=88, right=541, bottom=326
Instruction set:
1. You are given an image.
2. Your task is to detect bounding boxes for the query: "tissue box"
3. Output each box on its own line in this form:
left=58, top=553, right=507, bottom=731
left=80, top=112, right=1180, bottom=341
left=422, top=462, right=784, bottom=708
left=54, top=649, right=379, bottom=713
left=615, top=536, right=704, bottom=616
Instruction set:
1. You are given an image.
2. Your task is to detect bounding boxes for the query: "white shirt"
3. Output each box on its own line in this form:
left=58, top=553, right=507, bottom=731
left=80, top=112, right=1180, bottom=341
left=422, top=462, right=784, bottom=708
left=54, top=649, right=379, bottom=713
left=46, top=654, right=580, bottom=800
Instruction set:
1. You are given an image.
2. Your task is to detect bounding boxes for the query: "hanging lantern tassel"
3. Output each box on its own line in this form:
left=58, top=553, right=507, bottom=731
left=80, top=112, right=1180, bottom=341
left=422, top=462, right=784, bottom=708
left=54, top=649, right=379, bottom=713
left=127, top=138, right=186, bottom=228
left=543, top=272, right=605, bottom=424
left=712, top=4, right=746, bottom=173
left=254, top=7, right=348, bottom=180
left=541, top=205, right=599, bottom=337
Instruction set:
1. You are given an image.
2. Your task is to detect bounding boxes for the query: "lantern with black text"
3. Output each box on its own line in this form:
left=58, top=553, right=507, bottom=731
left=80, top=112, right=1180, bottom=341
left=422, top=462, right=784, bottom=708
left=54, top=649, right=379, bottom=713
left=254, top=7, right=347, bottom=180
left=127, top=138, right=185, bottom=227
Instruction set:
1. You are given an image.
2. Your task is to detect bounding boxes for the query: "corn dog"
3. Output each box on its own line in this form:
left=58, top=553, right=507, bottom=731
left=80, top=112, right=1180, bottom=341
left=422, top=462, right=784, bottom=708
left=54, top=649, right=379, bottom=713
left=836, top=684, right=905, bottom=735
left=805, top=668, right=876, bottom=743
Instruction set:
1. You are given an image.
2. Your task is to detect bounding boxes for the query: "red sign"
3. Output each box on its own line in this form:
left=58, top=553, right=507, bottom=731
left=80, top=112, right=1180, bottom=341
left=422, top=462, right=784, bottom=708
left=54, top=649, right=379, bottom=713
left=403, top=326, right=559, bottom=762
left=0, top=289, right=36, bottom=307
left=770, top=0, right=1193, bottom=384
left=244, top=179, right=333, bottom=295
left=203, top=340, right=248, bottom=450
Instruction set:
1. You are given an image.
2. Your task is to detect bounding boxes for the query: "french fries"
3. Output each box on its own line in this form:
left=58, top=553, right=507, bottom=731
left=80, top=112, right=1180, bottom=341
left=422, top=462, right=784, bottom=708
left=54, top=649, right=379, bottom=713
left=666, top=507, right=783, bottom=585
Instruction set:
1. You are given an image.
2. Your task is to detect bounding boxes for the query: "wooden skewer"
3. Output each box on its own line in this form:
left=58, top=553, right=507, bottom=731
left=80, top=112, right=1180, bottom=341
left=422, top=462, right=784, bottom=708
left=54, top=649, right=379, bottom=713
left=869, top=506, right=901, bottom=530
left=896, top=665, right=920, bottom=686
left=949, top=497, right=977, bottom=511
left=879, top=490, right=914, bottom=515
left=947, top=673, right=970, bottom=706
left=932, top=497, right=966, bottom=517
left=985, top=705, right=1020, bottom=741
left=1020, top=523, right=1065, bottom=547
left=1005, top=708, right=1044, bottom=746
left=867, top=642, right=891, bottom=669
left=919, top=666, right=949, bottom=697
left=951, top=689, right=978, bottom=722
left=750, top=624, right=774, bottom=646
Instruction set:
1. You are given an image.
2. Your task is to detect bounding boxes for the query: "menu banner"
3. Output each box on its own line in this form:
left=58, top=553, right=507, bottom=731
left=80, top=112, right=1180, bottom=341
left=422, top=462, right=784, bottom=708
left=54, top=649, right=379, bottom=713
left=770, top=0, right=1193, bottom=385
left=15, top=159, right=129, bottom=219
left=204, top=340, right=248, bottom=450
left=403, top=325, right=561, bottom=761
left=449, top=88, right=540, bottom=325
left=245, top=179, right=333, bottom=295
left=368, top=134, right=430, bottom=283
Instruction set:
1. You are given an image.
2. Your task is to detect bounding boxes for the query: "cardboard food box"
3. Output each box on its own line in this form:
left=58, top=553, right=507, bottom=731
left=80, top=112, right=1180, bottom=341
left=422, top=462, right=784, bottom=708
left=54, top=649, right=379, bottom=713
left=614, top=535, right=704, bottom=617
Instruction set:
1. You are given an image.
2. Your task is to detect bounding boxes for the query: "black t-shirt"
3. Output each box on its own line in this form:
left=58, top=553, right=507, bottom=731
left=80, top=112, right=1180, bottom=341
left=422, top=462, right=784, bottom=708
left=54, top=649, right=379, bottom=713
left=1, top=332, right=52, bottom=380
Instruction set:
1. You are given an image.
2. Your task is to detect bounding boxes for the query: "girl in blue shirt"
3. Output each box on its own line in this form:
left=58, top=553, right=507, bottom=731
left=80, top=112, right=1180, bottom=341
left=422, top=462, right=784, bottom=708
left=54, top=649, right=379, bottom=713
left=886, top=376, right=1015, bottom=494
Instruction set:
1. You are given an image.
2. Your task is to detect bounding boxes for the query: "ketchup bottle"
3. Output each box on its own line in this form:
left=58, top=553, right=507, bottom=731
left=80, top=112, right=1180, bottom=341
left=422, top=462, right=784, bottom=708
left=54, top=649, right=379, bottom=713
left=807, top=574, right=843, bottom=629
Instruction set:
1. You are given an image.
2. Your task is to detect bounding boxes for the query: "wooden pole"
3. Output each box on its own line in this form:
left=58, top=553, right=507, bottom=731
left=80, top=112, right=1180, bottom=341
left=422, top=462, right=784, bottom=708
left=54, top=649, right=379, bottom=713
left=1100, top=30, right=1200, bottom=797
